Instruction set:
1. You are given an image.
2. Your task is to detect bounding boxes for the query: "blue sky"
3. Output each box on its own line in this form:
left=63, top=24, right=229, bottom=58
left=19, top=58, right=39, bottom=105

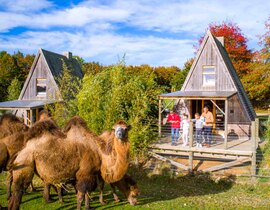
left=0, top=0, right=269, bottom=68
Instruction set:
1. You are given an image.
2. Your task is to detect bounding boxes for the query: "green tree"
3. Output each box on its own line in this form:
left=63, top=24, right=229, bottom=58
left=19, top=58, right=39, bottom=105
left=7, top=78, right=22, bottom=100
left=48, top=61, right=82, bottom=127
left=0, top=52, right=18, bottom=101
left=78, top=61, right=164, bottom=156
left=170, top=59, right=193, bottom=91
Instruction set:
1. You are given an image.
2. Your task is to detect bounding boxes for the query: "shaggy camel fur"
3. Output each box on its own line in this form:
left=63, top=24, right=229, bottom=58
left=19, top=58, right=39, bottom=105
left=0, top=114, right=29, bottom=201
left=43, top=129, right=139, bottom=205
left=9, top=116, right=131, bottom=210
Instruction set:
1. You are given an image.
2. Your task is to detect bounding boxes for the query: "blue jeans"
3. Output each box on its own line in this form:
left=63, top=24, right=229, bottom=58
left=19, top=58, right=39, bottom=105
left=204, top=127, right=212, bottom=144
left=171, top=128, right=179, bottom=143
left=195, top=128, right=203, bottom=144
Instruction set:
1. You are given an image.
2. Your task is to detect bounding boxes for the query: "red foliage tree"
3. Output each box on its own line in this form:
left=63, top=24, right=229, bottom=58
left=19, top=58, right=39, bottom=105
left=199, top=21, right=253, bottom=77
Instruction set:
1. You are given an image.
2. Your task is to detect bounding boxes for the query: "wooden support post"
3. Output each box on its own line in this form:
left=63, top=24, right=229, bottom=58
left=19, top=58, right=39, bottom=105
left=158, top=99, right=162, bottom=137
left=224, top=99, right=228, bottom=149
left=251, top=121, right=257, bottom=182
left=255, top=118, right=259, bottom=147
left=30, top=109, right=34, bottom=127
left=188, top=121, right=194, bottom=172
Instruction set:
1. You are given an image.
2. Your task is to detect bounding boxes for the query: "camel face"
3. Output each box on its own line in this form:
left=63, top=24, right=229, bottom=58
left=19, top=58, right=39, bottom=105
left=115, top=127, right=127, bottom=140
left=113, top=121, right=131, bottom=141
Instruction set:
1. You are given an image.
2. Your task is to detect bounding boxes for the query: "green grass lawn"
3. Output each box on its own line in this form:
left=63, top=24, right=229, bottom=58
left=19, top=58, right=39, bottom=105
left=1, top=168, right=270, bottom=210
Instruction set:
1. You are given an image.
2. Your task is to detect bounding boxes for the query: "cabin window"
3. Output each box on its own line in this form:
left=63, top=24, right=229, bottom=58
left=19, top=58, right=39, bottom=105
left=36, top=78, right=47, bottom=96
left=203, top=66, right=215, bottom=86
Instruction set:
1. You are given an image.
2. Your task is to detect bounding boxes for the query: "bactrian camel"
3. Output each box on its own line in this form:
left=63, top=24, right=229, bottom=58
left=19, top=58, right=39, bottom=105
left=9, top=116, right=131, bottom=210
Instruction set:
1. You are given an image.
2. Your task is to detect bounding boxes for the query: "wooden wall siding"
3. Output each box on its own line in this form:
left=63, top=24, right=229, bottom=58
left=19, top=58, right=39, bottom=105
left=228, top=94, right=249, bottom=123
left=184, top=37, right=235, bottom=92
left=228, top=124, right=250, bottom=138
left=21, top=54, right=60, bottom=100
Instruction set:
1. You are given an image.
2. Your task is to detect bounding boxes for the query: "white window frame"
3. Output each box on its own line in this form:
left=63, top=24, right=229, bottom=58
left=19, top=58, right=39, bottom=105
left=36, top=78, right=47, bottom=96
left=202, top=66, right=215, bottom=87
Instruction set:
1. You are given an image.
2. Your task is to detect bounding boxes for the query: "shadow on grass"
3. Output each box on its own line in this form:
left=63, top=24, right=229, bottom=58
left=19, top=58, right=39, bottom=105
left=128, top=166, right=236, bottom=206
left=0, top=165, right=236, bottom=210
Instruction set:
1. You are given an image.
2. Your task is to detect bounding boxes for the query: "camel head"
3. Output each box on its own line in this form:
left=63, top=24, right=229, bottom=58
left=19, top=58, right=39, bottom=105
left=127, top=184, right=140, bottom=206
left=117, top=174, right=140, bottom=206
left=38, top=110, right=50, bottom=121
left=113, top=121, right=131, bottom=141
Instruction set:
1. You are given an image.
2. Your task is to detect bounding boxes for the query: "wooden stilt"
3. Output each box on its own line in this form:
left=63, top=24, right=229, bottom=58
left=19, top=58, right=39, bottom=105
left=188, top=121, right=194, bottom=171
left=158, top=99, right=162, bottom=137
left=224, top=99, right=228, bottom=149
left=251, top=121, right=257, bottom=182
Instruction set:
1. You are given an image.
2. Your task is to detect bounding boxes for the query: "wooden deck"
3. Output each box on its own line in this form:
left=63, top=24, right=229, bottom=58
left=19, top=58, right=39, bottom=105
left=151, top=135, right=253, bottom=157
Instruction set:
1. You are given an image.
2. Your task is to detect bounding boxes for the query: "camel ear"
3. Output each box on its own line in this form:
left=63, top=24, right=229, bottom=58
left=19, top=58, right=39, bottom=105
left=127, top=125, right=132, bottom=131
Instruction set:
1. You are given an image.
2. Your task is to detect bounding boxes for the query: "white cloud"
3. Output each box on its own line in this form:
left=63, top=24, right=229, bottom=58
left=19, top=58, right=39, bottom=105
left=0, top=30, right=195, bottom=67
left=0, top=0, right=53, bottom=12
left=0, top=0, right=269, bottom=67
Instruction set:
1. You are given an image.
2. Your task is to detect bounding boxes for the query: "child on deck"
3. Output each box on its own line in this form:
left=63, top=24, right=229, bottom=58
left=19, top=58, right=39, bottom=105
left=192, top=113, right=204, bottom=148
left=181, top=114, right=189, bottom=147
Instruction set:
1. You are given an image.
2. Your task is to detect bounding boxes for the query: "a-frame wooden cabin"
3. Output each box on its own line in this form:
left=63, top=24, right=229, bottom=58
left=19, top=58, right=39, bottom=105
left=0, top=49, right=83, bottom=125
left=152, top=30, right=259, bottom=175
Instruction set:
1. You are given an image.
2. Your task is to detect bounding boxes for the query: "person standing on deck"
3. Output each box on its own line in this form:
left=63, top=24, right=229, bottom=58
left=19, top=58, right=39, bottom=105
left=167, top=108, right=181, bottom=146
left=202, top=105, right=214, bottom=147
left=181, top=114, right=190, bottom=147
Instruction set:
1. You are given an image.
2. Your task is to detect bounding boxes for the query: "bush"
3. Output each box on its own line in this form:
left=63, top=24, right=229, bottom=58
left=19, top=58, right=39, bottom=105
left=78, top=61, right=164, bottom=156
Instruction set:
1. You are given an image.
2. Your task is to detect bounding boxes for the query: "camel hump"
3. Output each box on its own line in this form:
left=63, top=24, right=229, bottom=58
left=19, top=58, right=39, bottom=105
left=0, top=113, right=21, bottom=125
left=0, top=114, right=27, bottom=137
left=25, top=119, right=64, bottom=140
left=63, top=116, right=88, bottom=133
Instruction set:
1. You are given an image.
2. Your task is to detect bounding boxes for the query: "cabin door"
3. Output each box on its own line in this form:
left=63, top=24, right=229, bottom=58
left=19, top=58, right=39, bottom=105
left=191, top=100, right=225, bottom=134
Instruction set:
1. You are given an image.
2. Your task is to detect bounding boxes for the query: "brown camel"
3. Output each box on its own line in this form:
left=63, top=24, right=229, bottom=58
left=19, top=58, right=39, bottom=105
left=9, top=116, right=131, bottom=210
left=0, top=114, right=29, bottom=201
left=43, top=128, right=139, bottom=205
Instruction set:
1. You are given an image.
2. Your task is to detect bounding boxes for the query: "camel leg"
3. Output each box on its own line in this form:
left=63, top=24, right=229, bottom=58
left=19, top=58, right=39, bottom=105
left=57, top=186, right=64, bottom=204
left=7, top=171, right=13, bottom=200
left=76, top=191, right=84, bottom=210
left=29, top=181, right=36, bottom=192
left=43, top=183, right=53, bottom=203
left=110, top=184, right=120, bottom=203
left=9, top=168, right=33, bottom=210
left=98, top=175, right=106, bottom=205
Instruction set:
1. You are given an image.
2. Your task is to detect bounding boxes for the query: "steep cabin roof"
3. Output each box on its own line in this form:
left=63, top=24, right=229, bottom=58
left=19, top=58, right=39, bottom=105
left=212, top=36, right=256, bottom=121
left=41, top=49, right=83, bottom=81
left=19, top=48, right=83, bottom=101
left=160, top=30, right=255, bottom=121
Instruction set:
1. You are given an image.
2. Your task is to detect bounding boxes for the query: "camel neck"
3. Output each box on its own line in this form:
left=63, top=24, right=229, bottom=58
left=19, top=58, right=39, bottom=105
left=100, top=136, right=130, bottom=183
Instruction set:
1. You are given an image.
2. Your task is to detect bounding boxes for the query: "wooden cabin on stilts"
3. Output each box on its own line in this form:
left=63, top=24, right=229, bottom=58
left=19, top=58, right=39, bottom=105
left=0, top=49, right=83, bottom=126
left=151, top=30, right=259, bottom=177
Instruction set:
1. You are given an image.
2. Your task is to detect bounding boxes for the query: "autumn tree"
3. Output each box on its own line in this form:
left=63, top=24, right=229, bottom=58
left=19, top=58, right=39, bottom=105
left=170, top=58, right=193, bottom=91
left=199, top=21, right=253, bottom=77
left=242, top=16, right=270, bottom=107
